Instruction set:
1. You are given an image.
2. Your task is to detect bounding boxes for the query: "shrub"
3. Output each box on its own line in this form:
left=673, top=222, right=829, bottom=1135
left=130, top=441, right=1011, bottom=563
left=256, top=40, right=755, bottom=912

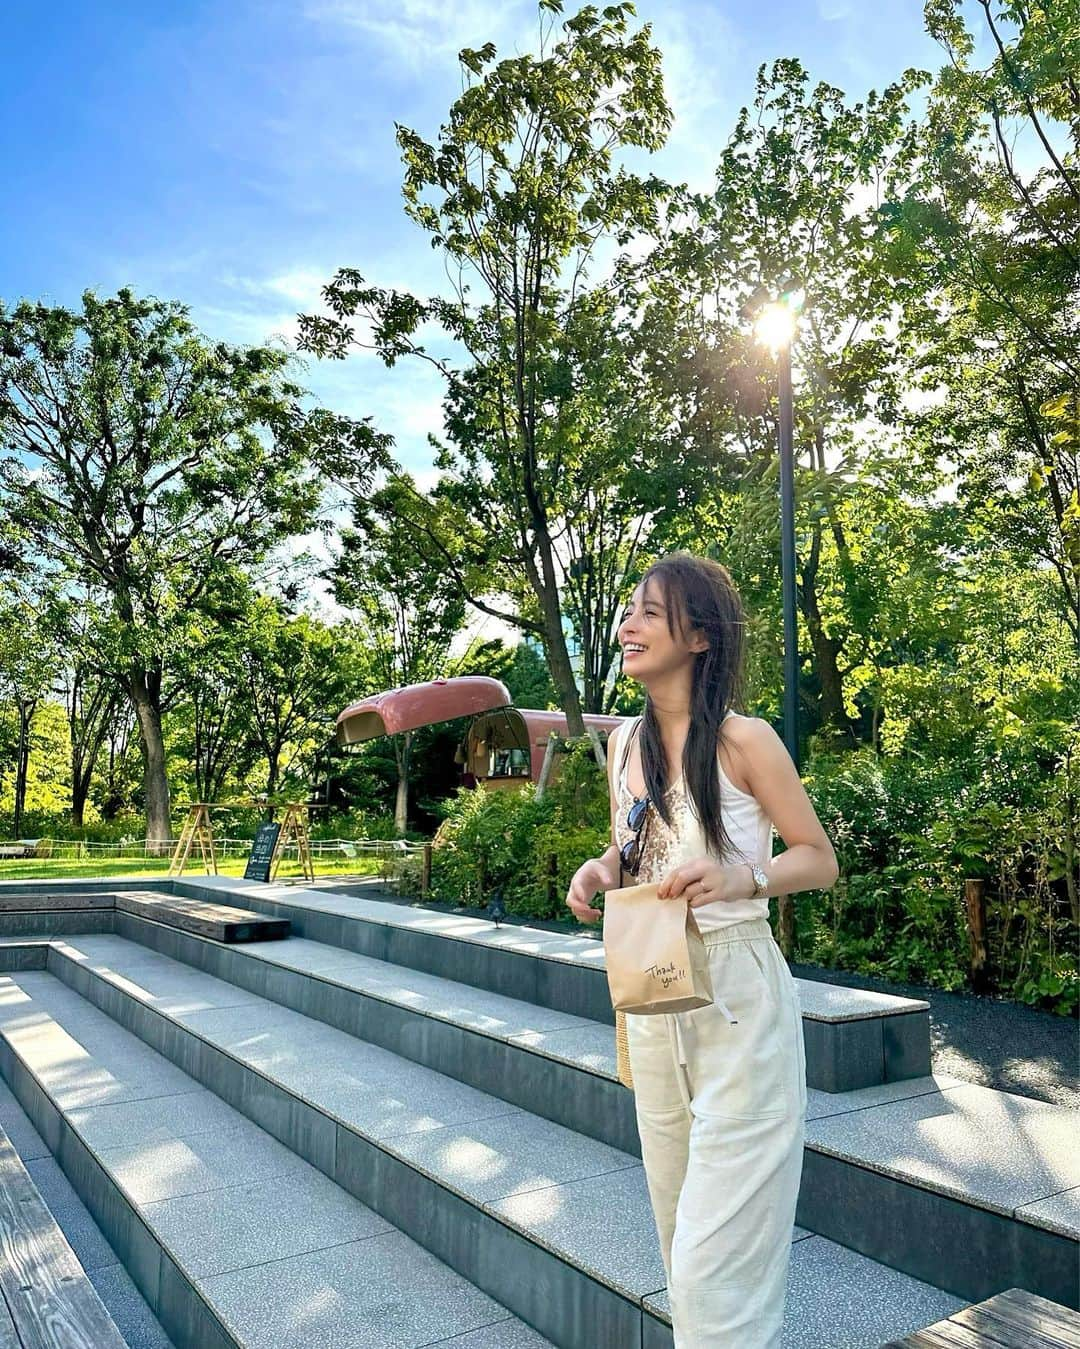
left=386, top=728, right=1076, bottom=1015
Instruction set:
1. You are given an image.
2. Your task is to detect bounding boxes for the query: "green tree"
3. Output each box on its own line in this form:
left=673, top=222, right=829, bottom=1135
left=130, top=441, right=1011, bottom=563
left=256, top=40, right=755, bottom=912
left=37, top=584, right=126, bottom=829
left=171, top=599, right=262, bottom=804
left=334, top=476, right=469, bottom=832
left=0, top=289, right=389, bottom=849
left=300, top=1, right=671, bottom=737
left=897, top=0, right=1080, bottom=650
left=63, top=662, right=123, bottom=830
left=0, top=587, right=56, bottom=836
left=237, top=599, right=347, bottom=805
left=625, top=58, right=921, bottom=743
left=502, top=640, right=558, bottom=710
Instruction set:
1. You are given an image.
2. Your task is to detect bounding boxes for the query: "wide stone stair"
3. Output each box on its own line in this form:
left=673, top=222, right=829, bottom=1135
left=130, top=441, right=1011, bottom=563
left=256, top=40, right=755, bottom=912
left=0, top=874, right=1074, bottom=1348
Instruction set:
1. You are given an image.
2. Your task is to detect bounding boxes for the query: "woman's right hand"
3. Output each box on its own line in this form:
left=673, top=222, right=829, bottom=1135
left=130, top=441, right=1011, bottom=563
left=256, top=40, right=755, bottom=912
left=565, top=853, right=621, bottom=925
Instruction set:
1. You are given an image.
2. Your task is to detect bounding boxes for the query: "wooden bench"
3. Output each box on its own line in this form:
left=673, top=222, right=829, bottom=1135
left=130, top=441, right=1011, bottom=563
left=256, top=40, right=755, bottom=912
left=117, top=891, right=290, bottom=943
left=0, top=1125, right=127, bottom=1349
left=884, top=1286, right=1080, bottom=1346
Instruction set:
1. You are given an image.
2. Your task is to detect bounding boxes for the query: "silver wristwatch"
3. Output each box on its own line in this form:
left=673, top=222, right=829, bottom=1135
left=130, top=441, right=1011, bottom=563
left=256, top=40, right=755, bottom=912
left=748, top=863, right=769, bottom=898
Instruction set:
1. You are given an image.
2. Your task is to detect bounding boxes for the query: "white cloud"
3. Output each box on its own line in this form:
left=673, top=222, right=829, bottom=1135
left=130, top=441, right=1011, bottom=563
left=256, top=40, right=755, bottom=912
left=411, top=466, right=443, bottom=493
left=450, top=601, right=524, bottom=660
left=205, top=266, right=390, bottom=358
left=221, top=267, right=329, bottom=307
left=196, top=303, right=305, bottom=349
left=302, top=0, right=534, bottom=76
left=399, top=392, right=446, bottom=442
left=641, top=0, right=744, bottom=194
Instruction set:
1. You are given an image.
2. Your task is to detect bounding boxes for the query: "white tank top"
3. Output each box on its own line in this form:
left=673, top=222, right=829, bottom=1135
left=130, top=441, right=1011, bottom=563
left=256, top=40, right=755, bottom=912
left=612, top=711, right=774, bottom=932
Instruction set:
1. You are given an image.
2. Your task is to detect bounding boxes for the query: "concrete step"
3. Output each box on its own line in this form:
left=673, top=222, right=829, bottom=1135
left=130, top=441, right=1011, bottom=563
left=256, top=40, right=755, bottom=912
left=75, top=909, right=1079, bottom=1313
left=105, top=910, right=642, bottom=1155
left=0, top=1077, right=174, bottom=1348
left=0, top=1118, right=128, bottom=1349
left=0, top=970, right=555, bottom=1349
left=2, top=938, right=1020, bottom=1348
left=0, top=875, right=934, bottom=1093
left=170, top=875, right=933, bottom=1093
left=91, top=907, right=977, bottom=1166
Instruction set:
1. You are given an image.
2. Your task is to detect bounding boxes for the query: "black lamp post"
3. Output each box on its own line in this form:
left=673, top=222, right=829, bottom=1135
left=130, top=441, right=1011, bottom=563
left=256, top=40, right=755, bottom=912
left=754, top=286, right=804, bottom=772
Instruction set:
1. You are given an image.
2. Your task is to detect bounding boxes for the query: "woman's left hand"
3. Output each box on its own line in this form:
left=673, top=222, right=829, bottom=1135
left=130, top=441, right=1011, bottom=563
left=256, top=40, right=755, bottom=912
left=657, top=857, right=750, bottom=907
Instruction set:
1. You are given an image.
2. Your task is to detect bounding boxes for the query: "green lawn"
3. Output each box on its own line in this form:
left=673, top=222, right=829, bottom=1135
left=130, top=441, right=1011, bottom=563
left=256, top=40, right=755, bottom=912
left=0, top=855, right=384, bottom=882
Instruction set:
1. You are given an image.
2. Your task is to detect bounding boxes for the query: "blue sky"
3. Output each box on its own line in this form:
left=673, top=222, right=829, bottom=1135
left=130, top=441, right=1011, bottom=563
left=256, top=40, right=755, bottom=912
left=2, top=0, right=945, bottom=494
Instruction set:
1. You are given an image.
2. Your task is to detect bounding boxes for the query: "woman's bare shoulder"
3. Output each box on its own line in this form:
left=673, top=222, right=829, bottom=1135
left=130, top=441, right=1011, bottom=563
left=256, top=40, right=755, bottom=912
left=720, top=710, right=770, bottom=741
left=718, top=713, right=779, bottom=790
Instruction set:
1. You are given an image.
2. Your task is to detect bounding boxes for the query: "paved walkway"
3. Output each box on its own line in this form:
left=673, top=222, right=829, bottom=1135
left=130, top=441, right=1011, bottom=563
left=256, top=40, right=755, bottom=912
left=315, top=882, right=1078, bottom=1112
left=788, top=959, right=1077, bottom=1111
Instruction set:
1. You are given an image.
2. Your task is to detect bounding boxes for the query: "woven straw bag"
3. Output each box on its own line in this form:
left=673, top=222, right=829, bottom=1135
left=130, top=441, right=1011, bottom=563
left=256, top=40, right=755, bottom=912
left=615, top=1008, right=634, bottom=1090
left=611, top=717, right=642, bottom=1093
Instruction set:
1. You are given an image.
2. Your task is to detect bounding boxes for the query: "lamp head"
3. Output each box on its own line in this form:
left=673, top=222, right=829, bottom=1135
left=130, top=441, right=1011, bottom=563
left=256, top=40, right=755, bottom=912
left=754, top=301, right=798, bottom=353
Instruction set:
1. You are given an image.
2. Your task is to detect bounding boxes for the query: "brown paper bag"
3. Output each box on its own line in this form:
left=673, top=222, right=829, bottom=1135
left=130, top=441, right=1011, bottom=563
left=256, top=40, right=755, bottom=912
left=603, top=881, right=714, bottom=1015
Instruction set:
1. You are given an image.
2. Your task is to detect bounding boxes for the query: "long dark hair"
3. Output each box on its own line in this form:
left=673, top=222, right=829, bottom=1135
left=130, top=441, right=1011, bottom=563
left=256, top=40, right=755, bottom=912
left=635, top=552, right=748, bottom=861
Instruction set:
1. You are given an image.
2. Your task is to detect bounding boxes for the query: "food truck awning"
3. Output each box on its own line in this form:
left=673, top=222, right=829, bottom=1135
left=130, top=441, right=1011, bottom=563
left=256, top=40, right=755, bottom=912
left=336, top=676, right=512, bottom=745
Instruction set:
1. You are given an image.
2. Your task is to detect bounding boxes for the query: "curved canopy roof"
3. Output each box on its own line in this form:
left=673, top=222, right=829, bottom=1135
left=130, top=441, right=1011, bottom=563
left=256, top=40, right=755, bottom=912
left=336, top=675, right=512, bottom=745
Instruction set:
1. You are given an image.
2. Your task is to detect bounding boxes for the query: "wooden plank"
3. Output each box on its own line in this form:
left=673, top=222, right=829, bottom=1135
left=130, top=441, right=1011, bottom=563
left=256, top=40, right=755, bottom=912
left=118, top=891, right=289, bottom=942
left=991, top=1290, right=1080, bottom=1347
left=888, top=1290, right=1080, bottom=1349
left=0, top=1127, right=127, bottom=1349
left=0, top=1291, right=20, bottom=1349
left=951, top=1295, right=1080, bottom=1349
left=881, top=1329, right=978, bottom=1347
left=884, top=1323, right=1014, bottom=1348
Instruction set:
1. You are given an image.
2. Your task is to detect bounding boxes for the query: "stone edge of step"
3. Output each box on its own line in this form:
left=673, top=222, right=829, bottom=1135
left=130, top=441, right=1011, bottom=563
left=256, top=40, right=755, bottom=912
left=111, top=911, right=622, bottom=1082
left=0, top=967, right=568, bottom=1349
left=44, top=935, right=1074, bottom=1247
left=8, top=931, right=1070, bottom=1246
left=171, top=875, right=933, bottom=1021
left=37, top=944, right=671, bottom=1313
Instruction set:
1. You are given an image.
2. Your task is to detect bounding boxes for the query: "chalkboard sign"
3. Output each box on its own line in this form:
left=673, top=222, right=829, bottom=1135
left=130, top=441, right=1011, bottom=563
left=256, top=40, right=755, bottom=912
left=244, top=822, right=281, bottom=882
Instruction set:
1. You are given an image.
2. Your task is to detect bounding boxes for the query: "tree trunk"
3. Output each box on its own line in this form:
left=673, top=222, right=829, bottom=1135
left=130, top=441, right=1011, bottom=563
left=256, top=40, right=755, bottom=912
left=13, top=699, right=35, bottom=838
left=71, top=778, right=88, bottom=830
left=536, top=550, right=587, bottom=735
left=71, top=717, right=109, bottom=830
left=528, top=534, right=606, bottom=773
left=265, top=753, right=281, bottom=819
left=394, top=730, right=412, bottom=836
left=799, top=525, right=855, bottom=742
left=68, top=676, right=118, bottom=830
left=1064, top=745, right=1078, bottom=928
left=964, top=878, right=990, bottom=993
left=128, top=671, right=171, bottom=854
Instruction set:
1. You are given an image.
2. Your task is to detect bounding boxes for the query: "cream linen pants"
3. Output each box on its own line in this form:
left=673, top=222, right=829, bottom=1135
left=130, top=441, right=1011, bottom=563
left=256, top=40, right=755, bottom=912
left=626, top=917, right=808, bottom=1349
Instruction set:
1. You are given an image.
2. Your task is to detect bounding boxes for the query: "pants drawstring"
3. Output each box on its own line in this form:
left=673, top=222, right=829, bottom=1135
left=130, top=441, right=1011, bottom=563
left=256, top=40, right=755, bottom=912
left=672, top=1012, right=689, bottom=1064
left=666, top=997, right=738, bottom=1112
left=667, top=1013, right=693, bottom=1111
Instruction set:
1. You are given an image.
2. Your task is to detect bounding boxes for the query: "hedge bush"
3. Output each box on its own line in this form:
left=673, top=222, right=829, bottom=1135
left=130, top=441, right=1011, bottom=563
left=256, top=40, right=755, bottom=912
left=387, top=729, right=1077, bottom=1017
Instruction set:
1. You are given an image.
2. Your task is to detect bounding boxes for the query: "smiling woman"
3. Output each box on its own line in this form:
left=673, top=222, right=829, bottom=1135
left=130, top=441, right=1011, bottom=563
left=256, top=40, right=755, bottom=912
left=566, top=550, right=838, bottom=1349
